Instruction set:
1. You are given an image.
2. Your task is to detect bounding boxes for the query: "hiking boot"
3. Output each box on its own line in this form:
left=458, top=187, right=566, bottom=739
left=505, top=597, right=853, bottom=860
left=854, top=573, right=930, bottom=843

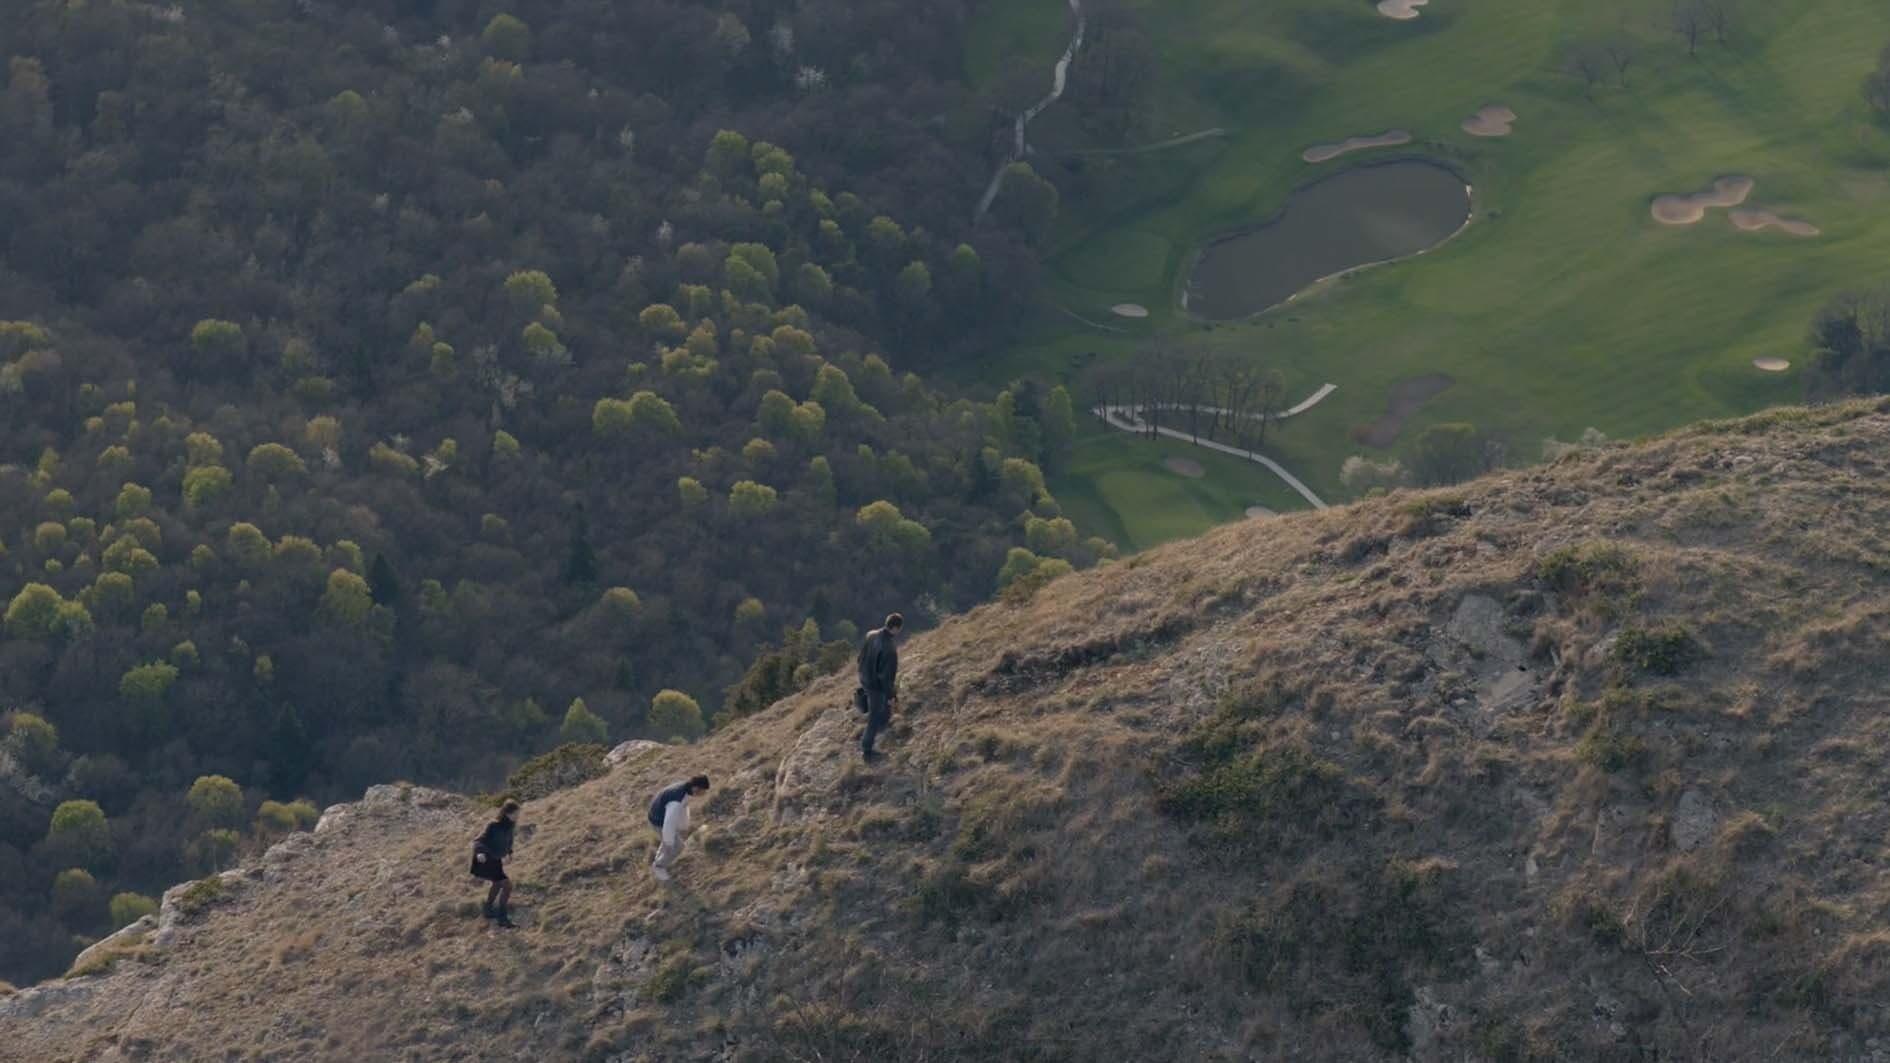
left=495, top=911, right=518, bottom=929
left=651, top=866, right=672, bottom=882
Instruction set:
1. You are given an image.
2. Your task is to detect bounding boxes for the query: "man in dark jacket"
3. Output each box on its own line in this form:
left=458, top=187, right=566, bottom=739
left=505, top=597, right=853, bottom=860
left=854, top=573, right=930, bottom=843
left=471, top=799, right=520, bottom=927
left=857, top=612, right=903, bottom=761
left=648, top=775, right=710, bottom=882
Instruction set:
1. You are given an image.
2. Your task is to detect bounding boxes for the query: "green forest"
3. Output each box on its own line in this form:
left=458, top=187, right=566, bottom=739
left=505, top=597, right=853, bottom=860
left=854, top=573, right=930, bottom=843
left=0, top=0, right=1099, bottom=984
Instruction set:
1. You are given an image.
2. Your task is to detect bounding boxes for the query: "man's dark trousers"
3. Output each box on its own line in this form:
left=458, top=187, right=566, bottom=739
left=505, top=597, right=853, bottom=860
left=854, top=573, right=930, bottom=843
left=862, top=689, right=891, bottom=756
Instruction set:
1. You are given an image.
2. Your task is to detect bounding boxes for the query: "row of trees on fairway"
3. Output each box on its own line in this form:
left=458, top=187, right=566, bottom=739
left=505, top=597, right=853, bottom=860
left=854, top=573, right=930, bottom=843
left=0, top=0, right=1107, bottom=985
left=1559, top=0, right=1742, bottom=95
left=1076, top=347, right=1509, bottom=490
left=1079, top=348, right=1292, bottom=457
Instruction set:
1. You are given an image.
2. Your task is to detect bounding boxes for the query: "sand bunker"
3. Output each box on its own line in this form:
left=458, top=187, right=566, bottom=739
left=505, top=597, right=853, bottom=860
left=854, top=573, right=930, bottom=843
left=1356, top=373, right=1455, bottom=448
left=1461, top=105, right=1516, bottom=138
left=1377, top=0, right=1429, bottom=18
left=1651, top=176, right=1754, bottom=225
left=1729, top=208, right=1821, bottom=237
left=1245, top=506, right=1276, bottom=519
left=1302, top=130, right=1412, bottom=164
left=1111, top=303, right=1150, bottom=319
left=1164, top=457, right=1205, bottom=479
left=1753, top=357, right=1792, bottom=372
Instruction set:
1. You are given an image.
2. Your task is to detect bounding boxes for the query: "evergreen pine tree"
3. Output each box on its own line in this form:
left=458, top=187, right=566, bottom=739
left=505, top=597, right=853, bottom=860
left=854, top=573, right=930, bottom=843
left=270, top=705, right=311, bottom=792
left=563, top=509, right=597, bottom=585
left=367, top=553, right=401, bottom=606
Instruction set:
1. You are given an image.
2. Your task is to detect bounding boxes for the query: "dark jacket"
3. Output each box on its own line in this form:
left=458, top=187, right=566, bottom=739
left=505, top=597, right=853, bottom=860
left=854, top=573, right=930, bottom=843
left=476, top=818, right=515, bottom=858
left=648, top=781, right=693, bottom=829
left=857, top=628, right=898, bottom=696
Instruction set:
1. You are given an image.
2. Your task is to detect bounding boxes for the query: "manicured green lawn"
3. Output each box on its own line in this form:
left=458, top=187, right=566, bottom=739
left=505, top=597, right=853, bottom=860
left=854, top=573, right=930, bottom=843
left=964, top=0, right=1075, bottom=87
left=1051, top=426, right=1312, bottom=552
left=960, top=0, right=1890, bottom=549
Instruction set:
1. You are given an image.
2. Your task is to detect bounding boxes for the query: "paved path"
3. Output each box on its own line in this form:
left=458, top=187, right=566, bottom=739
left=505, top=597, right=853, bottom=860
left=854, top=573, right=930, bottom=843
left=1064, top=127, right=1231, bottom=157
left=1094, top=384, right=1338, bottom=510
left=1110, top=383, right=1338, bottom=424
left=976, top=0, right=1086, bottom=221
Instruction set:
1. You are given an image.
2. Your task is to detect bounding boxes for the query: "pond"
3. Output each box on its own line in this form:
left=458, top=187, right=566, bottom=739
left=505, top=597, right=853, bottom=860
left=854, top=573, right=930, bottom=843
left=1185, top=160, right=1471, bottom=321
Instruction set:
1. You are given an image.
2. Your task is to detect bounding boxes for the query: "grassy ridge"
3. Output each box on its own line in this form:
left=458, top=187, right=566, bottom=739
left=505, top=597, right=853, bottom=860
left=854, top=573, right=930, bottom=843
left=961, top=0, right=1890, bottom=544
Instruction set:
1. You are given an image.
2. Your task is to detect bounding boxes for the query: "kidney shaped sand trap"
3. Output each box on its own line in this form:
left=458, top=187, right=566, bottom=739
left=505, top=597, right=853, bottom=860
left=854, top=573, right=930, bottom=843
left=1729, top=209, right=1821, bottom=237
left=1111, top=303, right=1150, bottom=319
left=1462, top=105, right=1516, bottom=138
left=1651, top=176, right=1754, bottom=225
left=1753, top=357, right=1792, bottom=372
left=1378, top=0, right=1430, bottom=18
left=1652, top=176, right=1819, bottom=235
left=1302, top=130, right=1411, bottom=164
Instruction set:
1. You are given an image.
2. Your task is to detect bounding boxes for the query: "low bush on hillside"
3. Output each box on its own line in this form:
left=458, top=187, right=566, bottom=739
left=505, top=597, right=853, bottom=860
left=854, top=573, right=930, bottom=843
left=170, top=877, right=225, bottom=919
left=502, top=744, right=608, bottom=802
left=1159, top=744, right=1376, bottom=852
left=1612, top=624, right=1704, bottom=676
left=1217, top=858, right=1469, bottom=1053
left=644, top=950, right=699, bottom=1004
left=1537, top=542, right=1639, bottom=603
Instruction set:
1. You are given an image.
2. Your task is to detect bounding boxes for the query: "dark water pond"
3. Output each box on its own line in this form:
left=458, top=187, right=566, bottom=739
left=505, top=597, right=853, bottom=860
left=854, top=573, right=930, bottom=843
left=1185, top=160, right=1471, bottom=320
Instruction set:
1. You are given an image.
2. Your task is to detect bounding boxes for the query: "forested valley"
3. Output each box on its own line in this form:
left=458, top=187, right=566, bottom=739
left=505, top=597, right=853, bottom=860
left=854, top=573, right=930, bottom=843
left=0, top=0, right=1104, bottom=983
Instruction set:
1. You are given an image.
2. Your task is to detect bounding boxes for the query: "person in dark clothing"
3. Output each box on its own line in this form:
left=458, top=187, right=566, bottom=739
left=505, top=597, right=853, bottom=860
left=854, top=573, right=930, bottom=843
left=648, top=775, right=711, bottom=881
left=471, top=799, right=520, bottom=927
left=857, top=613, right=903, bottom=761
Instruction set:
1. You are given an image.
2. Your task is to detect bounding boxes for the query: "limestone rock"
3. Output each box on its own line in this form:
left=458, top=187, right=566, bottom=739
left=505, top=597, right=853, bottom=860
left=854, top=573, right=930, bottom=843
left=1671, top=788, right=1718, bottom=852
left=0, top=748, right=58, bottom=808
left=771, top=705, right=855, bottom=823
left=1406, top=985, right=1455, bottom=1060
left=67, top=915, right=157, bottom=976
left=605, top=739, right=664, bottom=769
left=0, top=980, right=93, bottom=1021
left=1435, top=594, right=1541, bottom=718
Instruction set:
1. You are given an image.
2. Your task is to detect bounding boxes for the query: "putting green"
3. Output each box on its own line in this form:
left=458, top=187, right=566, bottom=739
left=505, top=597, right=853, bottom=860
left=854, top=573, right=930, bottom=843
left=1060, top=228, right=1175, bottom=292
left=960, top=0, right=1890, bottom=550
left=1050, top=427, right=1314, bottom=552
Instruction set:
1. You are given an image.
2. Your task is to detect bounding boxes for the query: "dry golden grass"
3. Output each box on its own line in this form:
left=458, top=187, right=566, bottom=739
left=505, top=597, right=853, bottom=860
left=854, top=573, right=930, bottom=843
left=8, top=399, right=1890, bottom=1061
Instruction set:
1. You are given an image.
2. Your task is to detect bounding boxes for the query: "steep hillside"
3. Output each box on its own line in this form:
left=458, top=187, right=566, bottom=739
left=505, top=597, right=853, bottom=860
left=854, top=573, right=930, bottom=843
left=7, top=401, right=1890, bottom=1062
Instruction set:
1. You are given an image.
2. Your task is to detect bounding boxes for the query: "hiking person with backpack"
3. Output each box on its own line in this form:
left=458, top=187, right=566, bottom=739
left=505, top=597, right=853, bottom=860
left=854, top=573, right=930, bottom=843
left=471, top=799, right=520, bottom=927
left=648, top=775, right=710, bottom=882
left=856, top=612, right=903, bottom=762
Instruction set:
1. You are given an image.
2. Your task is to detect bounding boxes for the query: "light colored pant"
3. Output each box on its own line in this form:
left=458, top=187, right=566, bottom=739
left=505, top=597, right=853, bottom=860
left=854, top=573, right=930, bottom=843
left=652, top=800, right=689, bottom=871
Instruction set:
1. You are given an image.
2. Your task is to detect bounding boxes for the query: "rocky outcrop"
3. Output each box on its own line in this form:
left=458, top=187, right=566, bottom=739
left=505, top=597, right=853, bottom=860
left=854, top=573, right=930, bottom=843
left=1430, top=592, right=1544, bottom=721
left=604, top=739, right=664, bottom=769
left=0, top=748, right=58, bottom=808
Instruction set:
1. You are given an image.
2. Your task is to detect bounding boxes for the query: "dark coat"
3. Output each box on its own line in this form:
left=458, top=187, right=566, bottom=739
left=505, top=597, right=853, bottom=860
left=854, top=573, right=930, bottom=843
left=477, top=818, right=516, bottom=858
left=857, top=628, right=899, bottom=696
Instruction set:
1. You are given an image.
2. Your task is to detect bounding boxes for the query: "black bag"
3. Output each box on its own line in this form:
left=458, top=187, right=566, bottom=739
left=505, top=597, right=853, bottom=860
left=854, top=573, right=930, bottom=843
left=852, top=686, right=868, bottom=714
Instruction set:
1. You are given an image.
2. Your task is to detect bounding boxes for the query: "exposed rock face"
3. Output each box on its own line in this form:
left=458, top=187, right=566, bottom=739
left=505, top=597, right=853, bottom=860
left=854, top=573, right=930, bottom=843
left=0, top=747, right=58, bottom=808
left=67, top=916, right=157, bottom=974
left=1430, top=592, right=1543, bottom=720
left=1671, top=788, right=1718, bottom=852
left=604, top=739, right=664, bottom=768
left=9, top=401, right=1890, bottom=1062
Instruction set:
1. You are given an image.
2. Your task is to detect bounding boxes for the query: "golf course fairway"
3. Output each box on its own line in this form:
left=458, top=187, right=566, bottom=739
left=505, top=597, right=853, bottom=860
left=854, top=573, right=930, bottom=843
left=961, top=0, right=1890, bottom=549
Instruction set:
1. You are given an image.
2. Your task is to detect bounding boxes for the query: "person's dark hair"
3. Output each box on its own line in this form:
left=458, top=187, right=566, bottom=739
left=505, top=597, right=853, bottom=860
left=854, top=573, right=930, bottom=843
left=498, top=799, right=521, bottom=819
left=884, top=612, right=904, bottom=631
left=688, top=774, right=711, bottom=792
